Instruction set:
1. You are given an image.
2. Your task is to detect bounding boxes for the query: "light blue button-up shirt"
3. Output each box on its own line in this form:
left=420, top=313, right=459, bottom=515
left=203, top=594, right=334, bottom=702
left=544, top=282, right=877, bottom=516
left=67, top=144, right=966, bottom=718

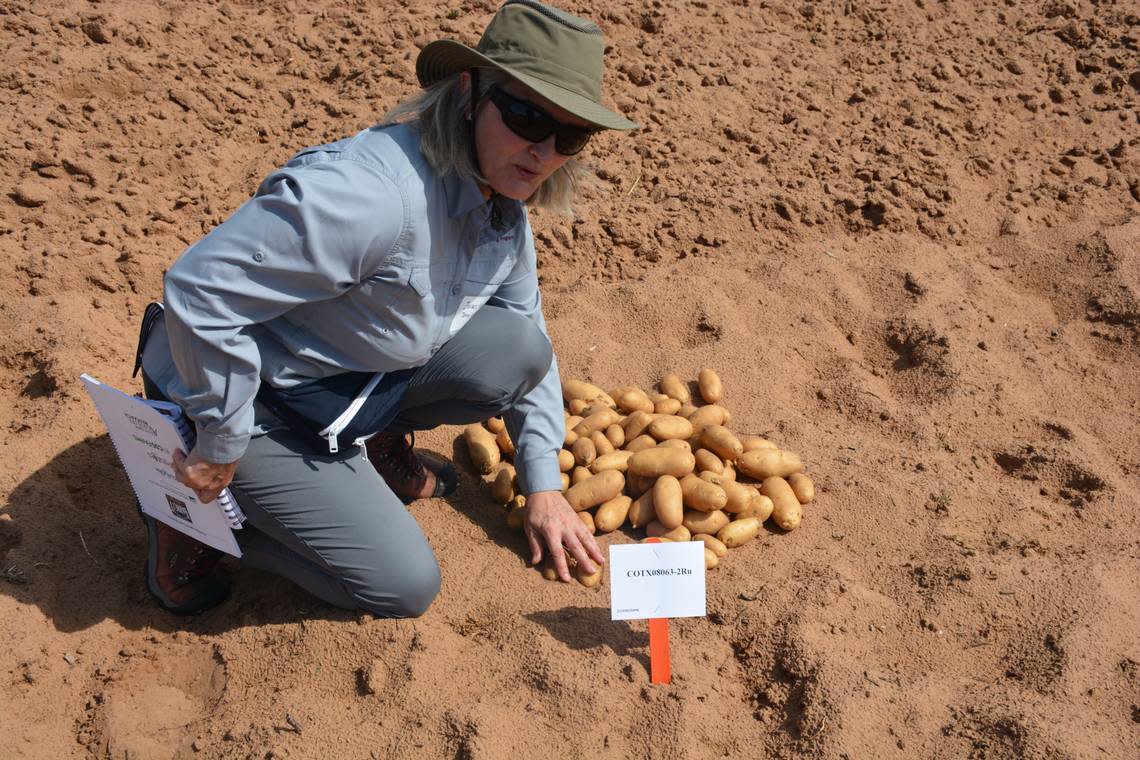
left=158, top=123, right=565, bottom=494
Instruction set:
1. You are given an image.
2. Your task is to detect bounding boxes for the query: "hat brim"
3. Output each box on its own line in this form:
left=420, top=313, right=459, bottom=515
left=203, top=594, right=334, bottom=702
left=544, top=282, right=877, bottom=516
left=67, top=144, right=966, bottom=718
left=416, top=39, right=639, bottom=132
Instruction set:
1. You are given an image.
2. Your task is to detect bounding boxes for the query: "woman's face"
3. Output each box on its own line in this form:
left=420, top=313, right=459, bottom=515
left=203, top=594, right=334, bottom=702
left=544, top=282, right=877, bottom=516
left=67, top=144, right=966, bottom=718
left=466, top=74, right=586, bottom=200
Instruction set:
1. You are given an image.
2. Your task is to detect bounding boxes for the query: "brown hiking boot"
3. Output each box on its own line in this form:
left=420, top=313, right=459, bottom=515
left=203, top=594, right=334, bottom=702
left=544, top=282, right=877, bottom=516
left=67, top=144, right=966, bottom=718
left=366, top=432, right=457, bottom=504
left=142, top=514, right=229, bottom=615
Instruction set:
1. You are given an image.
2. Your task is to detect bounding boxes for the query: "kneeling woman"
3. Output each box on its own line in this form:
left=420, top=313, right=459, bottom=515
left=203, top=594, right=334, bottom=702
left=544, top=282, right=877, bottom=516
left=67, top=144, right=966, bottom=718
left=137, top=0, right=637, bottom=615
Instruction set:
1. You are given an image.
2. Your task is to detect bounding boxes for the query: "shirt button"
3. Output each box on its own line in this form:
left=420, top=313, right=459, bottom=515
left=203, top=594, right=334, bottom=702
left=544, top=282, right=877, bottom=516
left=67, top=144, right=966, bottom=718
left=252, top=251, right=264, bottom=262
left=451, top=285, right=461, bottom=296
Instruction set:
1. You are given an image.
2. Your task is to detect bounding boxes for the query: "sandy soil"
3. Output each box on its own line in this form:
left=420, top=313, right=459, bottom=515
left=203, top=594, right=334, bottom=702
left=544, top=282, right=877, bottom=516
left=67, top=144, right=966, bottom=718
left=2, top=1, right=1139, bottom=758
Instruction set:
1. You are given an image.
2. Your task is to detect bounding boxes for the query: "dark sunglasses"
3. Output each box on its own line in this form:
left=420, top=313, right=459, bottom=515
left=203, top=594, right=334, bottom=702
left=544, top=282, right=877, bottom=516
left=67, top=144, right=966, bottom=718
left=485, top=86, right=596, bottom=156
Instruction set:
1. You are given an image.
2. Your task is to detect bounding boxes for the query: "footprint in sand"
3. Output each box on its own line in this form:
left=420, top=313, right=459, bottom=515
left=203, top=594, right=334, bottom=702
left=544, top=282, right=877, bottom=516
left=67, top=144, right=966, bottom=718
left=80, top=643, right=225, bottom=759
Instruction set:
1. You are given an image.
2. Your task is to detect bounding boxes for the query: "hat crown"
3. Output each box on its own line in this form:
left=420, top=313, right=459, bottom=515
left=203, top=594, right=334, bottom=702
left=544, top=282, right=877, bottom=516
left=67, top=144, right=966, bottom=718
left=414, top=0, right=638, bottom=131
left=476, top=0, right=604, bottom=100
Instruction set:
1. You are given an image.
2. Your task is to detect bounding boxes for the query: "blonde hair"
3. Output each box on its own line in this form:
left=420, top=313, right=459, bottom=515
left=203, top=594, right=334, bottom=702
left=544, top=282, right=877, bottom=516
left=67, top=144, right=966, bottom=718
left=383, top=68, right=585, bottom=214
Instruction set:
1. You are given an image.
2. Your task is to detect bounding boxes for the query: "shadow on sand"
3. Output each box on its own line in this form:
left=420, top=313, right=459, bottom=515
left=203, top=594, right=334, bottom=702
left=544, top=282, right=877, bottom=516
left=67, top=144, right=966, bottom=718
left=1, top=432, right=531, bottom=635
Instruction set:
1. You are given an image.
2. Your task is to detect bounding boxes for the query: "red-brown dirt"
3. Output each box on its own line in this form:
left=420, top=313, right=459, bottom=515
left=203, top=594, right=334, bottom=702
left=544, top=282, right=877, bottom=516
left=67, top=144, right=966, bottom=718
left=2, top=1, right=1138, bottom=758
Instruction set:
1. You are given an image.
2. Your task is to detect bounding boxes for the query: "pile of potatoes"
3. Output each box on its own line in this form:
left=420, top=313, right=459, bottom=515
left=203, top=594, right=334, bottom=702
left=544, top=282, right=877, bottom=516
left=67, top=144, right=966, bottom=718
left=462, top=369, right=815, bottom=585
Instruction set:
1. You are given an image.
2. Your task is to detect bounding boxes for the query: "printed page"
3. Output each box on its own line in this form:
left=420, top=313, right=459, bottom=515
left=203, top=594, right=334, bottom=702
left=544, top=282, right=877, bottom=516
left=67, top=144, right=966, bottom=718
left=81, top=375, right=241, bottom=557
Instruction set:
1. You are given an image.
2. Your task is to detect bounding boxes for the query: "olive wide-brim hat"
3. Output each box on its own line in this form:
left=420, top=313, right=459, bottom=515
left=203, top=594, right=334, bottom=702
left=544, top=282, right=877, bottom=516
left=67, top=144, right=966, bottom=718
left=416, top=0, right=638, bottom=132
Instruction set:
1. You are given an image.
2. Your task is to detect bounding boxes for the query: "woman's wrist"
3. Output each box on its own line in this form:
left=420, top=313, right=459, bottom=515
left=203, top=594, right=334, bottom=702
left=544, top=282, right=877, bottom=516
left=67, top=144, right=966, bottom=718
left=516, top=455, right=564, bottom=494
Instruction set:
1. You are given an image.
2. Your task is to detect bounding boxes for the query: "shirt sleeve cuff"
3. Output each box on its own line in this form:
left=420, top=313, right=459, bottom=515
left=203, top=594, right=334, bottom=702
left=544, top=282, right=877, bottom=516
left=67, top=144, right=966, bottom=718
left=518, top=455, right=563, bottom=496
left=192, top=427, right=250, bottom=464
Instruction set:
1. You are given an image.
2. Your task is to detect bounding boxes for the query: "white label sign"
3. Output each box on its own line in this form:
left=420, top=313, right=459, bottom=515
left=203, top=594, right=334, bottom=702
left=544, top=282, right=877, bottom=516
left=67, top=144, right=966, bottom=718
left=609, top=542, right=706, bottom=621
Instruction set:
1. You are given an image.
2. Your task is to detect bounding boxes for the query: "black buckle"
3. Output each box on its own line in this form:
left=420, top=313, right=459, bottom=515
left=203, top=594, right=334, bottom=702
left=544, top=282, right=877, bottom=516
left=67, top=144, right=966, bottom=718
left=133, top=302, right=165, bottom=378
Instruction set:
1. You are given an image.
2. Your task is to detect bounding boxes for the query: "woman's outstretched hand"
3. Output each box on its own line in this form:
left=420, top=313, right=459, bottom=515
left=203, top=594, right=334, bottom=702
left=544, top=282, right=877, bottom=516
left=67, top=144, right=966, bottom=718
left=523, top=490, right=606, bottom=582
left=172, top=448, right=239, bottom=504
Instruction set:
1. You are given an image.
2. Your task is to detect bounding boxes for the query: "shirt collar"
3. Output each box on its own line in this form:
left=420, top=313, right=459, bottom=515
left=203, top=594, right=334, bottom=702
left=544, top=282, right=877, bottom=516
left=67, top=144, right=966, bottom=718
left=444, top=170, right=488, bottom=219
left=442, top=170, right=525, bottom=233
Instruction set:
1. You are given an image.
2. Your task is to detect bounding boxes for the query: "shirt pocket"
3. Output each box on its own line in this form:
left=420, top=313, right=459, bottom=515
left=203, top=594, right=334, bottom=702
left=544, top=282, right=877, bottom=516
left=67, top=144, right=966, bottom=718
left=365, top=255, right=430, bottom=301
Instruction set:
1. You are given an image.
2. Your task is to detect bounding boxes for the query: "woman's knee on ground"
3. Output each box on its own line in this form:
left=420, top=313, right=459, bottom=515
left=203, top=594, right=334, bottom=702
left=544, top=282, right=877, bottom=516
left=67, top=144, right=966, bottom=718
left=351, top=553, right=441, bottom=618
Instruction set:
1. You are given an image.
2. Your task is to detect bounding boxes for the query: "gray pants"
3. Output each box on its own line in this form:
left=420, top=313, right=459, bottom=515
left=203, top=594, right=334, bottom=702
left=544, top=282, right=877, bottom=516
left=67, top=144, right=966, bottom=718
left=147, top=306, right=552, bottom=617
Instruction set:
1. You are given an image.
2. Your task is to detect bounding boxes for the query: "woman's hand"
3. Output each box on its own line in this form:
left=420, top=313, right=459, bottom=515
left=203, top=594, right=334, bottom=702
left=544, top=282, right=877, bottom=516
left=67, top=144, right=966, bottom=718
left=172, top=449, right=239, bottom=504
left=523, top=490, right=605, bottom=582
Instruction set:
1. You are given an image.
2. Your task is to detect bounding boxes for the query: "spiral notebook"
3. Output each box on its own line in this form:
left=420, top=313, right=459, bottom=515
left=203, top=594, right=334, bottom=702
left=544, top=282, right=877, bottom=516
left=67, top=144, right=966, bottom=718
left=81, top=374, right=244, bottom=557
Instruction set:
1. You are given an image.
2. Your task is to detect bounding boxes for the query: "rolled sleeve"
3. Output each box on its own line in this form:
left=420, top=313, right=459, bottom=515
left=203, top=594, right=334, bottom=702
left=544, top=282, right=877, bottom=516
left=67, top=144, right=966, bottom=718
left=164, top=159, right=406, bottom=461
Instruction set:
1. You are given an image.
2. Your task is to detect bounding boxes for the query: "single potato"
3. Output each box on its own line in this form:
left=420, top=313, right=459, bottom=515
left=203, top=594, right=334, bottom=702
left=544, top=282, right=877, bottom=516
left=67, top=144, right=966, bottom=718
left=694, top=448, right=724, bottom=474
left=590, top=450, right=634, bottom=474
left=741, top=435, right=778, bottom=452
left=574, top=409, right=620, bottom=438
left=686, top=404, right=730, bottom=433
left=692, top=533, right=728, bottom=558
left=561, top=379, right=615, bottom=408
left=624, top=434, right=658, bottom=453
left=565, top=470, right=625, bottom=512
left=652, top=475, right=684, bottom=530
left=683, top=509, right=730, bottom=536
left=595, top=495, right=633, bottom=533
left=577, top=510, right=596, bottom=534
left=646, top=415, right=694, bottom=441
left=698, top=368, right=723, bottom=403
left=463, top=424, right=500, bottom=474
left=646, top=521, right=691, bottom=542
left=591, top=429, right=615, bottom=457
left=575, top=561, right=603, bottom=588
left=717, top=517, right=761, bottom=548
left=700, top=424, right=743, bottom=461
left=628, top=448, right=696, bottom=479
left=736, top=449, right=804, bottom=480
left=489, top=467, right=515, bottom=504
left=622, top=410, right=656, bottom=441
left=720, top=480, right=760, bottom=515
left=628, top=489, right=656, bottom=528
left=571, top=436, right=596, bottom=467
left=616, top=388, right=655, bottom=414
left=761, top=476, right=802, bottom=530
left=788, top=472, right=815, bottom=504
left=679, top=473, right=728, bottom=512
left=658, top=373, right=691, bottom=404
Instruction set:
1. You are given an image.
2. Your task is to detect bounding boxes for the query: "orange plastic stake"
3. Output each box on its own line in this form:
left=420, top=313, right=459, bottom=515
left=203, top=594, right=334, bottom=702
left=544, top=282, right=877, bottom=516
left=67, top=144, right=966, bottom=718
left=645, top=537, right=671, bottom=684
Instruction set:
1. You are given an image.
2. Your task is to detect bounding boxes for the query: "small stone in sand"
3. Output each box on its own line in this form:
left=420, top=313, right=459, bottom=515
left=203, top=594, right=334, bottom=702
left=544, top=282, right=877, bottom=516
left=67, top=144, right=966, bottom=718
left=358, top=659, right=387, bottom=695
left=13, top=183, right=51, bottom=208
left=81, top=17, right=112, bottom=44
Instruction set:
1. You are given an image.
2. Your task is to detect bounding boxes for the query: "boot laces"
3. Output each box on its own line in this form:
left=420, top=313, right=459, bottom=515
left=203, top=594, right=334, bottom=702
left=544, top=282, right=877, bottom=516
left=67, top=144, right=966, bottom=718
left=373, top=432, right=425, bottom=484
left=167, top=536, right=220, bottom=585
